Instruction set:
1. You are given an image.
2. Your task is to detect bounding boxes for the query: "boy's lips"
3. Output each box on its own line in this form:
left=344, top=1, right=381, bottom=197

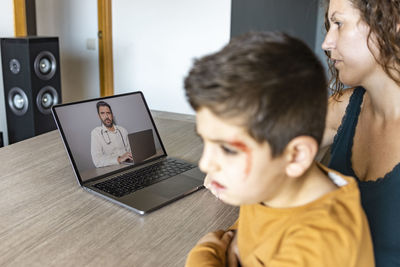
left=210, top=180, right=226, bottom=190
left=205, top=176, right=226, bottom=198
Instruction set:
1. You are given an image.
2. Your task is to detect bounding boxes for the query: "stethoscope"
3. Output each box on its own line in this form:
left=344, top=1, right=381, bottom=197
left=101, top=127, right=128, bottom=151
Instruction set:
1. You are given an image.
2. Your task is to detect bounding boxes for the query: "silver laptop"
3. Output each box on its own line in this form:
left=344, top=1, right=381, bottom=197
left=52, top=91, right=204, bottom=215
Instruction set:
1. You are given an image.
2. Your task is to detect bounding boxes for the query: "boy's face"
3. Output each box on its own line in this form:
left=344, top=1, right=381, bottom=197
left=196, top=107, right=287, bottom=206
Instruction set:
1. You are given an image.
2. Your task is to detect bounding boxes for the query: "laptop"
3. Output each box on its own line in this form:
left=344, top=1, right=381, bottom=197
left=52, top=91, right=205, bottom=215
left=128, top=129, right=157, bottom=164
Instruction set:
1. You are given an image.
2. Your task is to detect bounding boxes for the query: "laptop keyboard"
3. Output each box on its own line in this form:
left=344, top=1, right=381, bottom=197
left=93, top=158, right=196, bottom=198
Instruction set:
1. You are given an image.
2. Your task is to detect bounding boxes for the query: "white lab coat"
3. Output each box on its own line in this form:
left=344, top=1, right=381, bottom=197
left=90, top=124, right=130, bottom=167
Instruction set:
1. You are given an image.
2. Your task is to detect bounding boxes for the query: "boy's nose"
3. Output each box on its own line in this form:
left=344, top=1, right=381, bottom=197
left=199, top=146, right=219, bottom=174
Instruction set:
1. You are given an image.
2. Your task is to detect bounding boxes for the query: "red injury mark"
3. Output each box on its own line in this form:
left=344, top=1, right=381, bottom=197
left=228, top=141, right=252, bottom=176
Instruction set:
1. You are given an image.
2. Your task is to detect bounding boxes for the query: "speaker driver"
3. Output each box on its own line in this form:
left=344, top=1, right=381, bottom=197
left=9, top=59, right=21, bottom=74
left=36, top=86, right=59, bottom=114
left=8, top=87, right=29, bottom=116
left=34, top=51, right=56, bottom=80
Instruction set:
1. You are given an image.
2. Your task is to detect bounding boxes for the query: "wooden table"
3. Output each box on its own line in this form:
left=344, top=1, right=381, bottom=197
left=0, top=111, right=239, bottom=267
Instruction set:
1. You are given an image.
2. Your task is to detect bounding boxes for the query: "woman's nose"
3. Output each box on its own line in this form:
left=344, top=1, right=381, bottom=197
left=321, top=34, right=335, bottom=52
left=321, top=29, right=335, bottom=52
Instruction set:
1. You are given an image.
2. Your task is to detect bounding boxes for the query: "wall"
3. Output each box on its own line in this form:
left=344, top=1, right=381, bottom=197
left=0, top=0, right=100, bottom=146
left=112, top=0, right=232, bottom=115
left=231, top=0, right=319, bottom=51
left=35, top=0, right=100, bottom=103
left=315, top=0, right=328, bottom=72
left=36, top=0, right=231, bottom=115
left=0, top=0, right=231, bottom=145
left=1, top=0, right=328, bottom=146
left=0, top=0, right=14, bottom=145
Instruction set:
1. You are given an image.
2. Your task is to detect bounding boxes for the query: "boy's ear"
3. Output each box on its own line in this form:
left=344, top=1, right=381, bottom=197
left=283, top=136, right=318, bottom=178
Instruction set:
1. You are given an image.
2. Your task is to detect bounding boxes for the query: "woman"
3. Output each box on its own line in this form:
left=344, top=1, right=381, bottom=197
left=321, top=0, right=400, bottom=266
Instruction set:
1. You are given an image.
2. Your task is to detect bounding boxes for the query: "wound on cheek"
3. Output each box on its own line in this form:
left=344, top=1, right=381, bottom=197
left=229, top=141, right=252, bottom=176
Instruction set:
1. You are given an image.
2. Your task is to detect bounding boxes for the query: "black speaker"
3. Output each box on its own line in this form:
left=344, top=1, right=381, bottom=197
left=1, top=37, right=62, bottom=144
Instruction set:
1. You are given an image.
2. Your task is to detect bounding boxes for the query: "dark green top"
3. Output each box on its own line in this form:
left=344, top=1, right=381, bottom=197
left=328, top=87, right=400, bottom=267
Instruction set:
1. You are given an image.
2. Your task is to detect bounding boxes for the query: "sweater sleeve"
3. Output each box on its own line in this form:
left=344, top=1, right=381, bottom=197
left=185, top=241, right=227, bottom=267
left=228, top=219, right=238, bottom=230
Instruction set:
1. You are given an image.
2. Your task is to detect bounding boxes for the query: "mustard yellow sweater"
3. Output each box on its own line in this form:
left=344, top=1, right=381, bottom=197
left=186, top=165, right=374, bottom=267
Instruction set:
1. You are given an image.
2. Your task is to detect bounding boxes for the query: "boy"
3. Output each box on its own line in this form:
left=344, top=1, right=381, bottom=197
left=184, top=32, right=374, bottom=267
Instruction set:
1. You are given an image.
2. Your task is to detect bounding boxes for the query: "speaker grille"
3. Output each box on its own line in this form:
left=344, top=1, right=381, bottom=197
left=34, top=51, right=57, bottom=80
left=36, top=86, right=59, bottom=115
left=9, top=59, right=21, bottom=74
left=7, top=87, right=29, bottom=116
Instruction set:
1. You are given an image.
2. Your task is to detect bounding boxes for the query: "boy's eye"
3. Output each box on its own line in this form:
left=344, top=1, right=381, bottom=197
left=220, top=145, right=238, bottom=155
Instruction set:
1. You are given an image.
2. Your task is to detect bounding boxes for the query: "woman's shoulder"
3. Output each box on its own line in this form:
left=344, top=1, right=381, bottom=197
left=327, top=88, right=356, bottom=129
left=328, top=88, right=355, bottom=114
left=321, top=88, right=356, bottom=148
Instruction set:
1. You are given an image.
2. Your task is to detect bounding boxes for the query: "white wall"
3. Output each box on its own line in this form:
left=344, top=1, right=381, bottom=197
left=0, top=0, right=326, bottom=146
left=37, top=0, right=231, bottom=115
left=0, top=0, right=231, bottom=146
left=0, top=0, right=14, bottom=145
left=112, top=0, right=232, bottom=115
left=36, top=0, right=100, bottom=103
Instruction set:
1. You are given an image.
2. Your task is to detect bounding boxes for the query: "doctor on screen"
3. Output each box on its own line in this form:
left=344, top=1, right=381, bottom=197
left=91, top=101, right=133, bottom=167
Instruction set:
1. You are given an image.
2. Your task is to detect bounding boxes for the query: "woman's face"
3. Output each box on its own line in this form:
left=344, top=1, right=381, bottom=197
left=322, top=0, right=380, bottom=87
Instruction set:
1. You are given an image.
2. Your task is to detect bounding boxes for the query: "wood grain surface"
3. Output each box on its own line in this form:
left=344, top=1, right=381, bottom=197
left=0, top=111, right=238, bottom=267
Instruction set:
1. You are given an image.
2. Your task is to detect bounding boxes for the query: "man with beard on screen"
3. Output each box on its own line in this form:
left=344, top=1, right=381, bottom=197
left=91, top=101, right=132, bottom=167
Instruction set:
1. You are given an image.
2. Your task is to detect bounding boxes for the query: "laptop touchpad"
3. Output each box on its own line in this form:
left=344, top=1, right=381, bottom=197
left=148, top=175, right=202, bottom=199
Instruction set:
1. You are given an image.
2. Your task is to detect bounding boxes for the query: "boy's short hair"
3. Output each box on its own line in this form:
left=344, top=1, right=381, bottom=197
left=184, top=32, right=327, bottom=157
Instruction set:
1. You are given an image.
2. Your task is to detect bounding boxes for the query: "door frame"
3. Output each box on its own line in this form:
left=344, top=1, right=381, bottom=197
left=97, top=0, right=114, bottom=96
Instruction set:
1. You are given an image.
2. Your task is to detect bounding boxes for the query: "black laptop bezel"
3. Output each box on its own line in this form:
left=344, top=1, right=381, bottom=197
left=51, top=91, right=168, bottom=185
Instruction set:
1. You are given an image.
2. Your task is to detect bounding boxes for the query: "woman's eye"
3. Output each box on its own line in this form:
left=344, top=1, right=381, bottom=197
left=220, top=145, right=238, bottom=155
left=334, top=21, right=342, bottom=28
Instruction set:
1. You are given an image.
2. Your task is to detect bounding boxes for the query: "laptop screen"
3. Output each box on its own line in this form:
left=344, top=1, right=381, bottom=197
left=52, top=92, right=166, bottom=183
